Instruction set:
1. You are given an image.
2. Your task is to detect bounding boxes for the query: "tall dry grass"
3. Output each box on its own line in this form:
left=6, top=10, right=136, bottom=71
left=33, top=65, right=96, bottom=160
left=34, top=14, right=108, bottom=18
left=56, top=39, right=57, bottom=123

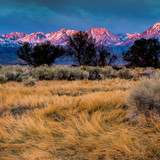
left=0, top=78, right=160, bottom=160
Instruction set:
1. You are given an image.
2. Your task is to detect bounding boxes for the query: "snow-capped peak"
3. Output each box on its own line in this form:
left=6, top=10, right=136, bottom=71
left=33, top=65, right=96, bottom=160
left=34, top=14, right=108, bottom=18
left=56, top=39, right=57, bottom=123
left=152, top=22, right=160, bottom=29
left=0, top=22, right=159, bottom=48
left=139, top=22, right=160, bottom=40
left=0, top=32, right=26, bottom=40
left=86, top=28, right=122, bottom=46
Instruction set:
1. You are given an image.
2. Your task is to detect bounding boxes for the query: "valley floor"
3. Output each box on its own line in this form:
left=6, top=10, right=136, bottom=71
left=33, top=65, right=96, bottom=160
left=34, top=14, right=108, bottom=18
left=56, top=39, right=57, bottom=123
left=0, top=79, right=160, bottom=160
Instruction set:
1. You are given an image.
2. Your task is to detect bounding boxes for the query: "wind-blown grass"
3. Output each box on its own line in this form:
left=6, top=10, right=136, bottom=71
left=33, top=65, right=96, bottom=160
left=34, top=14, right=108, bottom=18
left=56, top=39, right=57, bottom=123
left=0, top=78, right=160, bottom=160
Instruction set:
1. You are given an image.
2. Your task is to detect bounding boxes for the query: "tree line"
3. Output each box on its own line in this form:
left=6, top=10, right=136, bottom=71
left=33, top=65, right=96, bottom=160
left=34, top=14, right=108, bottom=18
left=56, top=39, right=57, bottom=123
left=16, top=31, right=160, bottom=68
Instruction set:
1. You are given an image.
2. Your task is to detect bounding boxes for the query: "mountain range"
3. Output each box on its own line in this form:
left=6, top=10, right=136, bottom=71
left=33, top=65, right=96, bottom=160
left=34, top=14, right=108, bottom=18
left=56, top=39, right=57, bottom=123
left=0, top=22, right=160, bottom=64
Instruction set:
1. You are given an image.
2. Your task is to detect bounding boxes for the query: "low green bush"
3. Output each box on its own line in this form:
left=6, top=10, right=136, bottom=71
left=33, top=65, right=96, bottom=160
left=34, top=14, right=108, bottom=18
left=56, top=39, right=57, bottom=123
left=54, top=66, right=71, bottom=80
left=24, top=77, right=37, bottom=86
left=101, top=66, right=115, bottom=78
left=0, top=65, right=156, bottom=82
left=33, top=65, right=49, bottom=80
left=69, top=68, right=83, bottom=80
left=0, top=74, right=7, bottom=83
left=117, top=68, right=132, bottom=79
left=0, top=64, right=3, bottom=69
left=5, top=71, right=19, bottom=81
left=82, top=66, right=101, bottom=80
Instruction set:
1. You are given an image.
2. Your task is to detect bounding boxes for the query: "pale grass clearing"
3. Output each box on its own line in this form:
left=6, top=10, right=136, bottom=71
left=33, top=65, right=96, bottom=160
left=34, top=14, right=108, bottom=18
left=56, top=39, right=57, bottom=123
left=0, top=78, right=160, bottom=160
left=0, top=79, right=135, bottom=110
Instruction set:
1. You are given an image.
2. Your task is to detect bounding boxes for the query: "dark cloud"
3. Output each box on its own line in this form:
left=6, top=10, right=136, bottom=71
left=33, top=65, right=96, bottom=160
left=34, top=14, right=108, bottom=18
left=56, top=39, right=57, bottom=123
left=0, top=0, right=159, bottom=34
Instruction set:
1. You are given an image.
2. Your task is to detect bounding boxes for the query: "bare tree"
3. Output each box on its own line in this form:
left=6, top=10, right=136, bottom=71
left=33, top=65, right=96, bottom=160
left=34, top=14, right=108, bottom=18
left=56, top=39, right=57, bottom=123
left=67, top=31, right=97, bottom=66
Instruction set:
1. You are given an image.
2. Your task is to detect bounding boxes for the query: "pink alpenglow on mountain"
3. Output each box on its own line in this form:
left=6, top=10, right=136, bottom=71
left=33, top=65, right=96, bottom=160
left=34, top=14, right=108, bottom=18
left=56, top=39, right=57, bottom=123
left=0, top=22, right=160, bottom=48
left=125, top=32, right=140, bottom=39
left=1, top=32, right=26, bottom=40
left=86, top=28, right=122, bottom=46
left=122, top=22, right=160, bottom=46
left=140, top=22, right=160, bottom=40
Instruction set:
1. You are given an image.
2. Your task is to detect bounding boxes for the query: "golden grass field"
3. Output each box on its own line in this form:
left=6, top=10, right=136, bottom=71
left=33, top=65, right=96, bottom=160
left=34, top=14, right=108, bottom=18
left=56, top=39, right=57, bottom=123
left=0, top=78, right=160, bottom=160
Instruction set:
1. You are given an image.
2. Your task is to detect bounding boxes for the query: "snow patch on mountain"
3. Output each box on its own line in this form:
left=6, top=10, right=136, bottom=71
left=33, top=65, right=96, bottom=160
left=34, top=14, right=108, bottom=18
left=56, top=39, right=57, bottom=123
left=117, top=32, right=140, bottom=42
left=86, top=28, right=122, bottom=46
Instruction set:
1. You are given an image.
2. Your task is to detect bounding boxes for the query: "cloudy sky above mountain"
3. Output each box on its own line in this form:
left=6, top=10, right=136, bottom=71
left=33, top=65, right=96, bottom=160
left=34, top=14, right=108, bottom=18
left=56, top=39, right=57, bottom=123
left=0, top=0, right=159, bottom=35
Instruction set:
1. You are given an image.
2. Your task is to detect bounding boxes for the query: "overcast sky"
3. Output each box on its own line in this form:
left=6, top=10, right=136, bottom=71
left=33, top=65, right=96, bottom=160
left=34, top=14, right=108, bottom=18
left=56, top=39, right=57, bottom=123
left=0, top=0, right=159, bottom=35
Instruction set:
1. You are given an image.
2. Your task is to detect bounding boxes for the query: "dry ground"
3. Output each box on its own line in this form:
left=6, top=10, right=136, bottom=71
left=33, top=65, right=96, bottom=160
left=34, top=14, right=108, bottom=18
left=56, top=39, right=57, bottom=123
left=0, top=79, right=160, bottom=160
